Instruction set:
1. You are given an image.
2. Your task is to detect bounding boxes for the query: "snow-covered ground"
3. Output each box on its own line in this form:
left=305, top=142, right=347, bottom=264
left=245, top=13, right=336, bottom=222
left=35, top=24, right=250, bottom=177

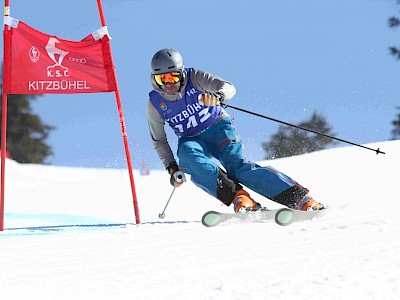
left=0, top=140, right=399, bottom=300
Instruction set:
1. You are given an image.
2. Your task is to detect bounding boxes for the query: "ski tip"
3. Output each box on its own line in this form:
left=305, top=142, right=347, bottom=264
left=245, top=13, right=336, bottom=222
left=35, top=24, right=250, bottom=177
left=275, top=208, right=294, bottom=226
left=201, top=211, right=221, bottom=227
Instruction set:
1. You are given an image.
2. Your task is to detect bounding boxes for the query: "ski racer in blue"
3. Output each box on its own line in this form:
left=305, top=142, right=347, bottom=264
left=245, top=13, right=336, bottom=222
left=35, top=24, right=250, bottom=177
left=147, top=48, right=324, bottom=212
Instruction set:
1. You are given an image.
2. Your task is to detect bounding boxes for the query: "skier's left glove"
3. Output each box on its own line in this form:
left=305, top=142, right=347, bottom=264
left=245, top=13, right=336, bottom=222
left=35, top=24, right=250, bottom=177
left=167, top=164, right=186, bottom=187
left=198, top=92, right=224, bottom=106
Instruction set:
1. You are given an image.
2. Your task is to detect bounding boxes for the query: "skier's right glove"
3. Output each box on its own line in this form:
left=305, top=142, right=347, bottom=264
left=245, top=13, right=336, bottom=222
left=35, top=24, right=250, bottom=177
left=167, top=164, right=186, bottom=187
left=198, top=92, right=222, bottom=106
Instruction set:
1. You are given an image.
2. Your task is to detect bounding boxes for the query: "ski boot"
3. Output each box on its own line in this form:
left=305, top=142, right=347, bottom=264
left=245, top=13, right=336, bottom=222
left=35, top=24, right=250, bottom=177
left=296, top=194, right=325, bottom=211
left=233, top=189, right=262, bottom=213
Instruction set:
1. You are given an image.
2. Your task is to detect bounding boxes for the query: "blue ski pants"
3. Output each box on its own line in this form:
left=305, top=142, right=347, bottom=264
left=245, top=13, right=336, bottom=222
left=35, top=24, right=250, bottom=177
left=177, top=117, right=303, bottom=205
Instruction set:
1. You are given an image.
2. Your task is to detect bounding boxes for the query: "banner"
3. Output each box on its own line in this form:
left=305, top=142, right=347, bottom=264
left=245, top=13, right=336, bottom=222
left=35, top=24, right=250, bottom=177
left=3, top=17, right=117, bottom=94
left=1, top=1, right=141, bottom=231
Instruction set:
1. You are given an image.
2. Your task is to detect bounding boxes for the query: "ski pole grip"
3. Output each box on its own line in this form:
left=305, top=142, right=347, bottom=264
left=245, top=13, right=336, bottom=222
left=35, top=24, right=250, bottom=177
left=176, top=174, right=183, bottom=183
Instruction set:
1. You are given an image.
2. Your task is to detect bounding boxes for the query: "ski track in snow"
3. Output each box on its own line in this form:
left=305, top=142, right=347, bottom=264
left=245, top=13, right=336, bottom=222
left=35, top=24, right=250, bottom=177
left=0, top=141, right=399, bottom=300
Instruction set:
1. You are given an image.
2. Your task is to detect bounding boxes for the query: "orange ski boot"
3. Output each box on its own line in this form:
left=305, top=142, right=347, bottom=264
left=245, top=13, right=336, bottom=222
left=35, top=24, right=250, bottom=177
left=232, top=189, right=262, bottom=213
left=298, top=195, right=325, bottom=211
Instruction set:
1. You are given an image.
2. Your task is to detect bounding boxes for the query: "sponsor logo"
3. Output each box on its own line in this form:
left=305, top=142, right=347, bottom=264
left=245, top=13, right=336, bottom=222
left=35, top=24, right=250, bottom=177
left=69, top=57, right=87, bottom=64
left=160, top=102, right=167, bottom=111
left=29, top=46, right=40, bottom=62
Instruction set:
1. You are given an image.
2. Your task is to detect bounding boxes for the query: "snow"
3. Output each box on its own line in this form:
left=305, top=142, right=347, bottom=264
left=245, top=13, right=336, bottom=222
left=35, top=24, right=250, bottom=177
left=0, top=140, right=399, bottom=300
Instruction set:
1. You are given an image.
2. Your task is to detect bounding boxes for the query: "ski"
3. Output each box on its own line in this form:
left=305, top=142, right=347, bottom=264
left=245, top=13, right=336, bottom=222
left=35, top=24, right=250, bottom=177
left=201, top=209, right=277, bottom=227
left=201, top=208, right=326, bottom=227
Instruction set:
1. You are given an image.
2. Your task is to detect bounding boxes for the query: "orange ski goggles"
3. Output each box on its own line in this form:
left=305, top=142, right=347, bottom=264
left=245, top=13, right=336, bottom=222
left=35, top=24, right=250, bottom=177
left=154, top=71, right=181, bottom=86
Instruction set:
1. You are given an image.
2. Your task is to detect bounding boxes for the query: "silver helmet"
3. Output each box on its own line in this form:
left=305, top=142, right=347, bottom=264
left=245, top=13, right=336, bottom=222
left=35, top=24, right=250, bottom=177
left=151, top=48, right=184, bottom=75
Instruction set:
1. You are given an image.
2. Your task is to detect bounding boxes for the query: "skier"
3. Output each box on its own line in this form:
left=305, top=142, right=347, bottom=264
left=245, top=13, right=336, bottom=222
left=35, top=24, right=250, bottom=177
left=146, top=48, right=325, bottom=213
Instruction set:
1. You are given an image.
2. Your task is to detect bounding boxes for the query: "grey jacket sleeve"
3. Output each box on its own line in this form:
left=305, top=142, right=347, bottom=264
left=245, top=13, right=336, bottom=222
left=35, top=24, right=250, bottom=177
left=146, top=100, right=177, bottom=169
left=189, top=69, right=236, bottom=101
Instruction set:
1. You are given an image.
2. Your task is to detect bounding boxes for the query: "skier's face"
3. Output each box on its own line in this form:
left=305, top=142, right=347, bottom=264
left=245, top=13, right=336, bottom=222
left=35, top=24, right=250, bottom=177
left=161, top=82, right=181, bottom=94
left=154, top=71, right=182, bottom=94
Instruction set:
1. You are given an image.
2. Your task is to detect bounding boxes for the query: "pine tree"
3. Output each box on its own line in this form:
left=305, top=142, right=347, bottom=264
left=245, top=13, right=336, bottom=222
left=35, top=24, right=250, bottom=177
left=391, top=107, right=400, bottom=140
left=0, top=92, right=54, bottom=163
left=388, top=2, right=400, bottom=59
left=262, top=112, right=336, bottom=159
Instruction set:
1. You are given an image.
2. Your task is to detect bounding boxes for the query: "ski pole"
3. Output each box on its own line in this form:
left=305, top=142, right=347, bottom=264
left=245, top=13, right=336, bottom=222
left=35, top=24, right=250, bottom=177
left=158, top=173, right=185, bottom=219
left=222, top=103, right=386, bottom=155
left=158, top=187, right=176, bottom=219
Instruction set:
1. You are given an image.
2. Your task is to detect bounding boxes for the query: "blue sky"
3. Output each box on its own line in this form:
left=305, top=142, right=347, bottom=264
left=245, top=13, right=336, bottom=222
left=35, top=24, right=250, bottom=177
left=1, top=0, right=398, bottom=169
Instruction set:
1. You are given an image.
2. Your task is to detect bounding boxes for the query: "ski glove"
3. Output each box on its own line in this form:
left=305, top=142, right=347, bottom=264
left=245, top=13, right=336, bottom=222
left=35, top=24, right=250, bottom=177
left=198, top=92, right=223, bottom=106
left=167, top=164, right=186, bottom=187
